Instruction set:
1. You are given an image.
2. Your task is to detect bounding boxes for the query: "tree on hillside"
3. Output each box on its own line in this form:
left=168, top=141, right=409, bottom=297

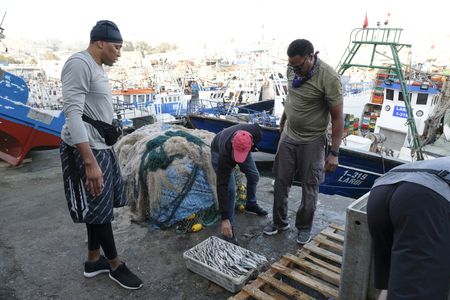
left=42, top=50, right=59, bottom=60
left=122, top=41, right=135, bottom=52
left=135, top=41, right=151, bottom=53
left=0, top=54, right=22, bottom=64
left=27, top=58, right=38, bottom=65
left=151, top=42, right=178, bottom=54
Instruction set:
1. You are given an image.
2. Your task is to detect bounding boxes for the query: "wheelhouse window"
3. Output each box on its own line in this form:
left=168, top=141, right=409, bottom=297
left=398, top=92, right=412, bottom=102
left=416, top=93, right=428, bottom=105
left=385, top=89, right=394, bottom=100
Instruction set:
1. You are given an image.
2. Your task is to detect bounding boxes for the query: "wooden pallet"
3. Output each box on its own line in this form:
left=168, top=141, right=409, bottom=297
left=231, top=224, right=345, bottom=300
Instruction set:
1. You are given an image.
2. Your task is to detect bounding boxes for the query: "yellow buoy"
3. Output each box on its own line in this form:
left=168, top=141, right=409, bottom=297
left=191, top=223, right=203, bottom=232
left=238, top=204, right=245, bottom=212
left=239, top=194, right=246, bottom=200
left=186, top=213, right=196, bottom=220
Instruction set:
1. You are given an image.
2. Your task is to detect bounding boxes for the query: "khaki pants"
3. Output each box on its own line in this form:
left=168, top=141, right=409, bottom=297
left=272, top=132, right=325, bottom=230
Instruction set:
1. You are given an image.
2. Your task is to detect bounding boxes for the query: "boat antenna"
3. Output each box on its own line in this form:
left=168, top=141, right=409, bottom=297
left=0, top=11, right=6, bottom=36
left=0, top=11, right=8, bottom=52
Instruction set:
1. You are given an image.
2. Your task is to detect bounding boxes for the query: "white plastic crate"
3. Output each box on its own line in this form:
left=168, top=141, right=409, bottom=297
left=183, top=236, right=268, bottom=293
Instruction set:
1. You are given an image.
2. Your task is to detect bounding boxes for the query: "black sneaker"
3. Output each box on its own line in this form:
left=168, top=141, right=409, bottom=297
left=263, top=223, right=290, bottom=235
left=296, top=229, right=312, bottom=245
left=83, top=255, right=110, bottom=278
left=245, top=204, right=268, bottom=216
left=109, top=263, right=143, bottom=290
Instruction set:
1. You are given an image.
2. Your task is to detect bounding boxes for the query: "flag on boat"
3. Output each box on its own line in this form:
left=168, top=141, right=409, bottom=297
left=363, top=12, right=368, bottom=29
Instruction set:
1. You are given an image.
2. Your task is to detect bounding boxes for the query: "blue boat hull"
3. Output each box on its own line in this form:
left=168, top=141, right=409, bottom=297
left=0, top=71, right=64, bottom=165
left=188, top=114, right=404, bottom=199
left=188, top=115, right=280, bottom=154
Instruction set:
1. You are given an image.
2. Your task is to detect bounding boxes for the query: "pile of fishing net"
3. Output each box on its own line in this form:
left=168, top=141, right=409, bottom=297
left=115, top=123, right=219, bottom=231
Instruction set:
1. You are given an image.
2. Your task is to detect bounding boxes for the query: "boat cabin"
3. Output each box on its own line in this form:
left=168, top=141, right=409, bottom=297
left=373, top=81, right=442, bottom=153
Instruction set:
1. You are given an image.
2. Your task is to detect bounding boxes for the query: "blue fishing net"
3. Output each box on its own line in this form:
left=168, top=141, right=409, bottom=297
left=149, top=161, right=216, bottom=228
left=138, top=130, right=218, bottom=229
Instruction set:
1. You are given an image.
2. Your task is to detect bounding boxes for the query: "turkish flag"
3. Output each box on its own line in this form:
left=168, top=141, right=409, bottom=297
left=363, top=13, right=369, bottom=29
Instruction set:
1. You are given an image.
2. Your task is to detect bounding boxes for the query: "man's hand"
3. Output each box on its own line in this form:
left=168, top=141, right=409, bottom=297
left=325, top=153, right=339, bottom=172
left=221, top=219, right=233, bottom=239
left=84, top=161, right=104, bottom=197
left=324, top=154, right=338, bottom=172
left=75, top=142, right=104, bottom=197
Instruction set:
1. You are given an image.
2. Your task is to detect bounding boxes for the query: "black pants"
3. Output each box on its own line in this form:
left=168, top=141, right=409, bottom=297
left=86, top=223, right=118, bottom=260
left=367, top=182, right=450, bottom=300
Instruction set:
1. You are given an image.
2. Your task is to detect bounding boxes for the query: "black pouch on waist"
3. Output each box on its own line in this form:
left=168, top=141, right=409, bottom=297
left=82, top=114, right=123, bottom=146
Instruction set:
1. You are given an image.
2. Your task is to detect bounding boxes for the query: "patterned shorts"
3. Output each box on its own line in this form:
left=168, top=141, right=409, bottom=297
left=60, top=141, right=127, bottom=224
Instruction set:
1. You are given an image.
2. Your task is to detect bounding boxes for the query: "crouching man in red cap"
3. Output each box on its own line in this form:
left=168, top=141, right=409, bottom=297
left=210, top=123, right=268, bottom=244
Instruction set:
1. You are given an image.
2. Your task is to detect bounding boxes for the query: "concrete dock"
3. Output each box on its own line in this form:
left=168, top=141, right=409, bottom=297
left=0, top=149, right=354, bottom=300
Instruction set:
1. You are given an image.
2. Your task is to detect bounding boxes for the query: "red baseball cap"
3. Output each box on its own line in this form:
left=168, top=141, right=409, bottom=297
left=231, top=130, right=253, bottom=163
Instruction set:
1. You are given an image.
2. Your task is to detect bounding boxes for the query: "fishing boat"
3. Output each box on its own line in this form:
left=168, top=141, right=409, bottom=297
left=0, top=69, right=64, bottom=166
left=187, top=27, right=449, bottom=199
left=112, top=87, right=190, bottom=128
left=4, top=65, right=63, bottom=110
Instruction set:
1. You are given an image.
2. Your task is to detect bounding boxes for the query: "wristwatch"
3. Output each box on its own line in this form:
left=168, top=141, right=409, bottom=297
left=329, top=149, right=339, bottom=157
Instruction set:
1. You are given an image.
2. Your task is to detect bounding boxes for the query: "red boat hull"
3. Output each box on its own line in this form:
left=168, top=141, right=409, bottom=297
left=0, top=117, right=61, bottom=166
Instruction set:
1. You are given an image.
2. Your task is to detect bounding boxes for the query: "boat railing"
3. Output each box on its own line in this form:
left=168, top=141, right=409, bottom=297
left=187, top=98, right=278, bottom=128
left=30, top=102, right=63, bottom=111
left=187, top=98, right=229, bottom=116
left=351, top=27, right=404, bottom=44
left=113, top=99, right=153, bottom=119
left=336, top=27, right=410, bottom=73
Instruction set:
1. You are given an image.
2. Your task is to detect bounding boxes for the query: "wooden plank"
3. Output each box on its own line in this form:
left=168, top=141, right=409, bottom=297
left=262, top=286, right=290, bottom=300
left=271, top=263, right=339, bottom=299
left=321, top=229, right=345, bottom=243
left=232, top=225, right=346, bottom=300
left=314, top=234, right=344, bottom=253
left=242, top=285, right=276, bottom=300
left=329, top=223, right=345, bottom=232
left=231, top=257, right=291, bottom=300
left=296, top=248, right=341, bottom=274
left=283, top=254, right=340, bottom=286
left=302, top=253, right=341, bottom=274
left=302, top=243, right=343, bottom=264
left=259, top=273, right=314, bottom=300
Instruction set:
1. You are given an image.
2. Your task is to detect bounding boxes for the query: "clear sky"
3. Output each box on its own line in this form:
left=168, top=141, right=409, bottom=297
left=2, top=0, right=449, bottom=65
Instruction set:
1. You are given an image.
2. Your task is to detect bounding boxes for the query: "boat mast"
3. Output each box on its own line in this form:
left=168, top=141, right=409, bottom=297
left=336, top=27, right=424, bottom=160
left=0, top=11, right=7, bottom=52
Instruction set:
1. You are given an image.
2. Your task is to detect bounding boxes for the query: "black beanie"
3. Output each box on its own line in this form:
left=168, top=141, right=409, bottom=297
left=90, top=20, right=123, bottom=43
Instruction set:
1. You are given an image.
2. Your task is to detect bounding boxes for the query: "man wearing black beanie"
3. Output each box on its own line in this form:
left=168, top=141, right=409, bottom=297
left=60, top=20, right=143, bottom=290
